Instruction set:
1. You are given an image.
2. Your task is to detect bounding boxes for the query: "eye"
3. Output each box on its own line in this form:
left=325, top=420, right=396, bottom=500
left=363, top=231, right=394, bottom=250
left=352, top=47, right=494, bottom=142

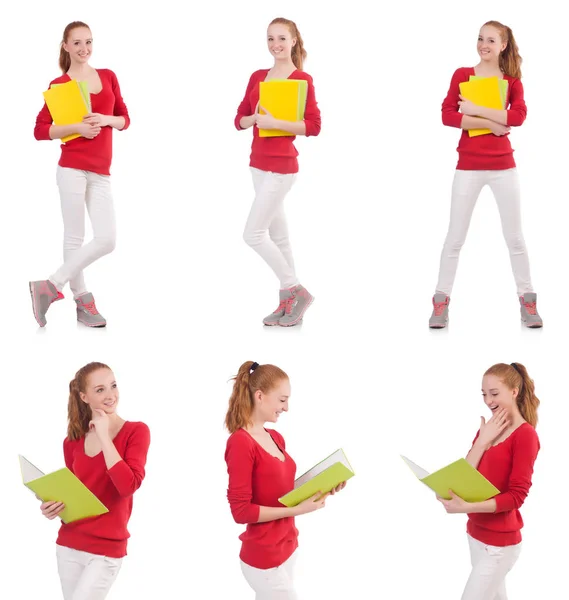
left=112, top=383, right=117, bottom=389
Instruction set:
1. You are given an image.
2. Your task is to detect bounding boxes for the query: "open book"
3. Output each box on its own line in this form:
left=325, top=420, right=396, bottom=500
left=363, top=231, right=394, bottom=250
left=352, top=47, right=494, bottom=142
left=258, top=79, right=308, bottom=138
left=279, top=449, right=354, bottom=507
left=43, top=79, right=90, bottom=143
left=401, top=455, right=500, bottom=502
left=19, top=455, right=108, bottom=523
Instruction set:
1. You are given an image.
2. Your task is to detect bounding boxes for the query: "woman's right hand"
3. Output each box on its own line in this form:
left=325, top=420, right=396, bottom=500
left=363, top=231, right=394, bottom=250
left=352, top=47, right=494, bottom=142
left=477, top=408, right=510, bottom=448
left=489, top=121, right=511, bottom=136
left=77, top=122, right=101, bottom=139
left=294, top=491, right=330, bottom=516
left=40, top=500, right=65, bottom=520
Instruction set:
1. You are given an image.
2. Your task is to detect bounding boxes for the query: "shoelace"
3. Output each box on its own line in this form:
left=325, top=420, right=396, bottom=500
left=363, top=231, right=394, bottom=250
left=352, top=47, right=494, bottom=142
left=283, top=296, right=296, bottom=315
left=433, top=301, right=447, bottom=316
left=273, top=299, right=286, bottom=314
left=81, top=300, right=99, bottom=315
left=523, top=301, right=537, bottom=315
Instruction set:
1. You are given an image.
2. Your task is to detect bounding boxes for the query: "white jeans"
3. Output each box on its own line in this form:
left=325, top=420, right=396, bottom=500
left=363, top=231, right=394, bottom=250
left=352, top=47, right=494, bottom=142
left=436, top=168, right=533, bottom=296
left=56, top=544, right=122, bottom=600
left=50, top=167, right=116, bottom=297
left=243, top=168, right=298, bottom=289
left=240, top=551, right=298, bottom=600
left=461, top=535, right=522, bottom=600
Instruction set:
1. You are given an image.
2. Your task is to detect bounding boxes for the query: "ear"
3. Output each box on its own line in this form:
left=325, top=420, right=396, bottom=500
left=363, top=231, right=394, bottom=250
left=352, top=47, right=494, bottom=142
left=253, top=389, right=263, bottom=403
left=79, top=391, right=88, bottom=404
left=512, top=387, right=519, bottom=400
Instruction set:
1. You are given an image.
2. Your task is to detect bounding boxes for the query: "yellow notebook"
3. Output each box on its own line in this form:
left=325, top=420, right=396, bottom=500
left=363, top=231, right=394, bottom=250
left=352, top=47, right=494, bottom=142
left=19, top=455, right=108, bottom=523
left=43, top=80, right=90, bottom=143
left=459, top=76, right=504, bottom=137
left=258, top=79, right=308, bottom=138
left=401, top=455, right=500, bottom=502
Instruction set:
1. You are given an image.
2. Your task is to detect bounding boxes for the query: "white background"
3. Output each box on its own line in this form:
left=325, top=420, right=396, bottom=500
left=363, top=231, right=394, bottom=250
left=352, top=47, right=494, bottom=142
left=1, top=0, right=566, bottom=598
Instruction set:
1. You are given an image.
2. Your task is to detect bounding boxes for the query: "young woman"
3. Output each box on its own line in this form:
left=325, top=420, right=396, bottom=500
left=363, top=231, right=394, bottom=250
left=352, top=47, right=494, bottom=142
left=235, top=18, right=321, bottom=327
left=30, top=21, right=130, bottom=328
left=39, top=362, right=150, bottom=600
left=430, top=21, right=541, bottom=329
left=438, top=362, right=540, bottom=599
left=225, top=361, right=346, bottom=599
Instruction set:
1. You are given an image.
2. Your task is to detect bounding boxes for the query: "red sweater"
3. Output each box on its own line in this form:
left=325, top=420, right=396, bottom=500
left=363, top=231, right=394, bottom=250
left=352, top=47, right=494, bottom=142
left=467, top=423, right=539, bottom=546
left=225, top=428, right=298, bottom=569
left=34, top=69, right=130, bottom=176
left=56, top=421, right=150, bottom=558
left=442, top=67, right=527, bottom=171
left=235, top=69, right=321, bottom=174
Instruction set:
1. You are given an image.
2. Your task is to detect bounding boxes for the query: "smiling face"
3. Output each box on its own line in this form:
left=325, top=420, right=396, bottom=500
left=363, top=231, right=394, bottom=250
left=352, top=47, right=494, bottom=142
left=267, top=23, right=295, bottom=62
left=477, top=25, right=506, bottom=62
left=80, top=368, right=119, bottom=415
left=482, top=374, right=518, bottom=414
left=63, top=27, right=93, bottom=67
left=254, top=377, right=291, bottom=423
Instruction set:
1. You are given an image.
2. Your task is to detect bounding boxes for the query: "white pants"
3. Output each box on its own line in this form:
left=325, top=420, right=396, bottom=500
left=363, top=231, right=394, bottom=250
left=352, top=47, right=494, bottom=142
left=243, top=168, right=298, bottom=289
left=461, top=535, right=522, bottom=600
left=240, top=551, right=298, bottom=600
left=50, top=167, right=116, bottom=297
left=435, top=168, right=533, bottom=296
left=56, top=544, right=122, bottom=600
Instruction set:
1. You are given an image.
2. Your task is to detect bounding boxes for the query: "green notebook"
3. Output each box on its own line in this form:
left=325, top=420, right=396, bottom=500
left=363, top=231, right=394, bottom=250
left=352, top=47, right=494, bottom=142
left=469, top=75, right=508, bottom=107
left=51, top=80, right=91, bottom=112
left=19, top=455, right=108, bottom=523
left=401, top=455, right=500, bottom=502
left=279, top=448, right=354, bottom=507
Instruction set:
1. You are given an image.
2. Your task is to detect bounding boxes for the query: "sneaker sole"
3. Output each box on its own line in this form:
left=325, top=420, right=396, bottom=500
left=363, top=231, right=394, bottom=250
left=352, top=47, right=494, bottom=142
left=521, top=319, right=543, bottom=328
left=429, top=323, right=448, bottom=329
left=279, top=296, right=314, bottom=327
left=29, top=282, right=47, bottom=327
left=77, top=318, right=107, bottom=328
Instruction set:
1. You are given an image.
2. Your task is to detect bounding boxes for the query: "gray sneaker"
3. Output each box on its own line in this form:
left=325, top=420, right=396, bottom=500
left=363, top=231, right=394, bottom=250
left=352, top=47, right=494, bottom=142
left=519, top=293, right=542, bottom=328
left=29, top=280, right=64, bottom=327
left=75, top=293, right=107, bottom=327
left=429, top=293, right=450, bottom=329
left=278, top=285, right=314, bottom=327
left=263, top=289, right=293, bottom=326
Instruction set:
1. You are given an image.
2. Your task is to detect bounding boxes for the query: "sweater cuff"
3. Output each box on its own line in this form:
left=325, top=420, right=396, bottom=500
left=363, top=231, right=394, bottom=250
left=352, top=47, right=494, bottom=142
left=494, top=493, right=513, bottom=513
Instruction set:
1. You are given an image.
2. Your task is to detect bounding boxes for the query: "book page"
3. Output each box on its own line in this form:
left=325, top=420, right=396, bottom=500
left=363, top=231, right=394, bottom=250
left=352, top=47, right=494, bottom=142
left=401, top=455, right=430, bottom=480
left=294, top=449, right=351, bottom=489
left=19, top=455, right=44, bottom=484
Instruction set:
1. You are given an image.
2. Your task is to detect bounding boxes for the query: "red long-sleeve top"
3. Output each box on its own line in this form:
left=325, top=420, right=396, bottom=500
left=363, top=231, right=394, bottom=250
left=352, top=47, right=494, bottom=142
left=442, top=67, right=527, bottom=171
left=235, top=69, right=321, bottom=174
left=34, top=69, right=130, bottom=176
left=467, top=422, right=539, bottom=546
left=56, top=421, right=150, bottom=558
left=225, top=428, right=298, bottom=569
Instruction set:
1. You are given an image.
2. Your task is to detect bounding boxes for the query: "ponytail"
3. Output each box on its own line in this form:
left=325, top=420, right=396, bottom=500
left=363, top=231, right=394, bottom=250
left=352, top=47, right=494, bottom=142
left=484, top=362, right=539, bottom=427
left=67, top=361, right=111, bottom=440
left=270, top=17, right=307, bottom=71
left=483, top=21, right=522, bottom=79
left=225, top=361, right=289, bottom=433
left=59, top=21, right=91, bottom=73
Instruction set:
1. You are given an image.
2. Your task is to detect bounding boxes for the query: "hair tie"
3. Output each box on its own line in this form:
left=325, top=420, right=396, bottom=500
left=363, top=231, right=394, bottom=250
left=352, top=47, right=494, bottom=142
left=510, top=362, right=520, bottom=374
left=250, top=362, right=259, bottom=373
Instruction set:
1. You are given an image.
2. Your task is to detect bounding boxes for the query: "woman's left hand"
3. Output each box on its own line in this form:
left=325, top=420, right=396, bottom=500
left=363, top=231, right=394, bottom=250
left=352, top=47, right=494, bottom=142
left=458, top=96, right=479, bottom=116
left=329, top=481, right=347, bottom=495
left=89, top=408, right=110, bottom=439
left=256, top=106, right=279, bottom=130
left=83, top=113, right=110, bottom=127
left=437, top=489, right=470, bottom=513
